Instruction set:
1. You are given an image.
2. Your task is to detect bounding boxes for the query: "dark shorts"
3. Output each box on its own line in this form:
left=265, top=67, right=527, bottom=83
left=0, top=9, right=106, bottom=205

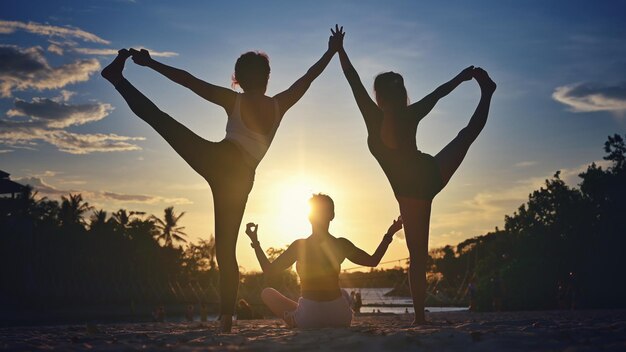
left=369, top=139, right=444, bottom=200
left=202, top=140, right=256, bottom=200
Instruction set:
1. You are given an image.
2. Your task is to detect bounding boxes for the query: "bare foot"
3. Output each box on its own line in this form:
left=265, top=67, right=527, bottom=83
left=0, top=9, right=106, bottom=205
left=101, top=49, right=131, bottom=86
left=219, top=314, right=232, bottom=333
left=411, top=318, right=431, bottom=326
left=412, top=310, right=426, bottom=325
left=473, top=67, right=496, bottom=94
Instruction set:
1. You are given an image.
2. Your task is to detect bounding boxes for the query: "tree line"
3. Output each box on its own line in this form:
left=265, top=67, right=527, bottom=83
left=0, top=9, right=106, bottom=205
left=427, top=134, right=626, bottom=310
left=1, top=133, right=624, bottom=314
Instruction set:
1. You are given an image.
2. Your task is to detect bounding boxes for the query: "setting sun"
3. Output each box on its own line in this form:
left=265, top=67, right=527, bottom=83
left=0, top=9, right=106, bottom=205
left=271, top=178, right=329, bottom=243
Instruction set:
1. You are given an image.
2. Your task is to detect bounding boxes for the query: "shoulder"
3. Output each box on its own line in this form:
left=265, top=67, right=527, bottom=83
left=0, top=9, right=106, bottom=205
left=289, top=238, right=306, bottom=249
left=335, top=237, right=356, bottom=250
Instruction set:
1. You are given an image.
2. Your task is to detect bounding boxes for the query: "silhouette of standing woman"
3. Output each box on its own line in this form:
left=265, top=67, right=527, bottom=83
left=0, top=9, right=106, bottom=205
left=334, top=25, right=496, bottom=324
left=102, top=28, right=344, bottom=332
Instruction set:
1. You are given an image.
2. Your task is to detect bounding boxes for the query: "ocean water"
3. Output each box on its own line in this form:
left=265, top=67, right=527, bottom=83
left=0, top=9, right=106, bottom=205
left=342, top=287, right=468, bottom=314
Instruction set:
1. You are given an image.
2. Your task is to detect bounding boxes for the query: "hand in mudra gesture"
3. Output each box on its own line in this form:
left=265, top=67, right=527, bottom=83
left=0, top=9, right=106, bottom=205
left=246, top=222, right=259, bottom=243
left=386, top=216, right=403, bottom=237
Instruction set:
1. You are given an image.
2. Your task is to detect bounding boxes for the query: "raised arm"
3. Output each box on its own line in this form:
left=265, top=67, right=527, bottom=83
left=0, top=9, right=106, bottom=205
left=343, top=216, right=402, bottom=267
left=129, top=48, right=236, bottom=111
left=246, top=223, right=299, bottom=276
left=408, top=66, right=474, bottom=120
left=273, top=25, right=343, bottom=116
left=337, top=38, right=379, bottom=128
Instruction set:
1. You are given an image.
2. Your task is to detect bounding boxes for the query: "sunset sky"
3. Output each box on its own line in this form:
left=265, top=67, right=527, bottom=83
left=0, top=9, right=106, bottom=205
left=1, top=0, right=625, bottom=271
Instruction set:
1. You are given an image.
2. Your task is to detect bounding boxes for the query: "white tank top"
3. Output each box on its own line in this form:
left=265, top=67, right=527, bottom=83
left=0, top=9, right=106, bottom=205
left=225, top=94, right=281, bottom=164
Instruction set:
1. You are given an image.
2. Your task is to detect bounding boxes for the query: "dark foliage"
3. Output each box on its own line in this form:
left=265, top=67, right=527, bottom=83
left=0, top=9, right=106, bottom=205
left=429, top=134, right=626, bottom=310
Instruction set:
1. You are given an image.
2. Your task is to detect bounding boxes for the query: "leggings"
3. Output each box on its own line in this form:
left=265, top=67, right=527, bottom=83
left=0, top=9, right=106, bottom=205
left=115, top=79, right=255, bottom=315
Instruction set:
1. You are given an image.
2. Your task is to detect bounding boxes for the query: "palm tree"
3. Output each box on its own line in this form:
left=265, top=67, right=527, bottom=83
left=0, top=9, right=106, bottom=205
left=151, top=206, right=188, bottom=247
left=59, top=193, right=93, bottom=227
left=110, top=209, right=145, bottom=232
left=89, top=209, right=109, bottom=231
left=184, top=236, right=217, bottom=271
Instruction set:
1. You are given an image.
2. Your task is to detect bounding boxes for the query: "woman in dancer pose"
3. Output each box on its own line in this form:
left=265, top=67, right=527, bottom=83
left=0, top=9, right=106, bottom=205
left=334, top=25, right=496, bottom=324
left=101, top=28, right=344, bottom=332
left=246, top=194, right=403, bottom=328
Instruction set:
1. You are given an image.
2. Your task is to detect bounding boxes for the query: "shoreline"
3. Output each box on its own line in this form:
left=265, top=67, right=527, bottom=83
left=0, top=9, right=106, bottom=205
left=1, top=309, right=624, bottom=351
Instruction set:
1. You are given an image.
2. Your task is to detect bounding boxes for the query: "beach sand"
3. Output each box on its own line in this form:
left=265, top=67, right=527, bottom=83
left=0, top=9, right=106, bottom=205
left=1, top=310, right=625, bottom=351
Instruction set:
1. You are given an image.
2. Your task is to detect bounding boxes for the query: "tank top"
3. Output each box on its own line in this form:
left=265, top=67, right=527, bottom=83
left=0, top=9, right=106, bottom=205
left=225, top=94, right=280, bottom=165
left=295, top=237, right=343, bottom=301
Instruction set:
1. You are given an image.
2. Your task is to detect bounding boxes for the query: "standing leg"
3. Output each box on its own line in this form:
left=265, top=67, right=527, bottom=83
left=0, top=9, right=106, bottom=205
left=102, top=50, right=212, bottom=178
left=435, top=68, right=496, bottom=186
left=397, top=197, right=432, bottom=325
left=104, top=51, right=250, bottom=333
left=261, top=288, right=298, bottom=326
left=213, top=184, right=251, bottom=332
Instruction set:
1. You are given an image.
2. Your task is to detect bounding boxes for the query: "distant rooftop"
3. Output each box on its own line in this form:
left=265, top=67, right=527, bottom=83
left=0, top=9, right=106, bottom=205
left=0, top=170, right=27, bottom=195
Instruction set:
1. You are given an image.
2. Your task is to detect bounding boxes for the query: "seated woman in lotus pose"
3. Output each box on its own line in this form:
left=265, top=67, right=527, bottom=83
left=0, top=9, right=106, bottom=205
left=246, top=193, right=402, bottom=328
left=334, top=25, right=496, bottom=324
left=101, top=27, right=344, bottom=332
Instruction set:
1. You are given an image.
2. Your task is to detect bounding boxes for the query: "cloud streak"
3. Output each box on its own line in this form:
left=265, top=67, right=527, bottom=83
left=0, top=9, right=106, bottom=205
left=553, top=83, right=626, bottom=113
left=0, top=45, right=100, bottom=97
left=0, top=97, right=144, bottom=154
left=73, top=47, right=178, bottom=57
left=514, top=161, right=536, bottom=167
left=0, top=20, right=110, bottom=44
left=0, top=120, right=144, bottom=154
left=16, top=176, right=192, bottom=205
left=8, top=97, right=113, bottom=128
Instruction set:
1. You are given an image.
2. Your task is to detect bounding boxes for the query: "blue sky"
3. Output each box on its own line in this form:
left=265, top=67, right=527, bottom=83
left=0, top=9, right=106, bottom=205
left=1, top=0, right=625, bottom=270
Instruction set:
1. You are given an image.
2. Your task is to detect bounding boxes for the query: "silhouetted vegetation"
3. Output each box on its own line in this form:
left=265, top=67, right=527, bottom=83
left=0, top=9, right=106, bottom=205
left=0, top=188, right=303, bottom=323
left=427, top=134, right=626, bottom=311
left=0, top=189, right=219, bottom=317
left=1, top=134, right=624, bottom=320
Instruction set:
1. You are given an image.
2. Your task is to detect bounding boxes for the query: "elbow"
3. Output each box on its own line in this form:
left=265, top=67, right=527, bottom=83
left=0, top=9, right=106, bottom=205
left=367, top=258, right=380, bottom=267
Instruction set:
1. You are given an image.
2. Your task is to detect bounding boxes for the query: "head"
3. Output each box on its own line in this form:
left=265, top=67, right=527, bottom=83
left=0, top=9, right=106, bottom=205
left=373, top=72, right=408, bottom=109
left=232, top=51, right=270, bottom=92
left=308, top=193, right=335, bottom=226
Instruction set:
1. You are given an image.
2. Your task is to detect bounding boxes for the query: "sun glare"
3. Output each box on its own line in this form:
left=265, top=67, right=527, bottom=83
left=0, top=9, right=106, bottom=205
left=272, top=178, right=327, bottom=242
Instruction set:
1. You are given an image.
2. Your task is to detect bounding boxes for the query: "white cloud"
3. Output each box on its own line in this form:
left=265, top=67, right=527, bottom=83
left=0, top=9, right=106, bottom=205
left=47, top=43, right=64, bottom=55
left=0, top=20, right=110, bottom=44
left=553, top=83, right=626, bottom=113
left=7, top=97, right=113, bottom=128
left=15, top=176, right=192, bottom=205
left=0, top=97, right=144, bottom=154
left=73, top=47, right=179, bottom=57
left=514, top=161, right=536, bottom=167
left=0, top=45, right=100, bottom=97
left=101, top=191, right=192, bottom=205
left=0, top=122, right=144, bottom=154
left=8, top=97, right=112, bottom=128
left=15, top=176, right=70, bottom=195
left=57, top=90, right=75, bottom=102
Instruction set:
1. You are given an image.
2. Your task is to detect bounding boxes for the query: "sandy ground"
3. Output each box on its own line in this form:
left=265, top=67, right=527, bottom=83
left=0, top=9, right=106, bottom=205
left=1, top=310, right=625, bottom=351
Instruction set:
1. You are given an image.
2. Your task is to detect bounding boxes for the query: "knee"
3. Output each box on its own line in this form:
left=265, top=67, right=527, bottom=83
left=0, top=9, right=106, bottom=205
left=217, top=258, right=239, bottom=274
left=405, top=241, right=428, bottom=258
left=408, top=253, right=427, bottom=268
left=215, top=248, right=237, bottom=263
left=261, top=287, right=277, bottom=303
